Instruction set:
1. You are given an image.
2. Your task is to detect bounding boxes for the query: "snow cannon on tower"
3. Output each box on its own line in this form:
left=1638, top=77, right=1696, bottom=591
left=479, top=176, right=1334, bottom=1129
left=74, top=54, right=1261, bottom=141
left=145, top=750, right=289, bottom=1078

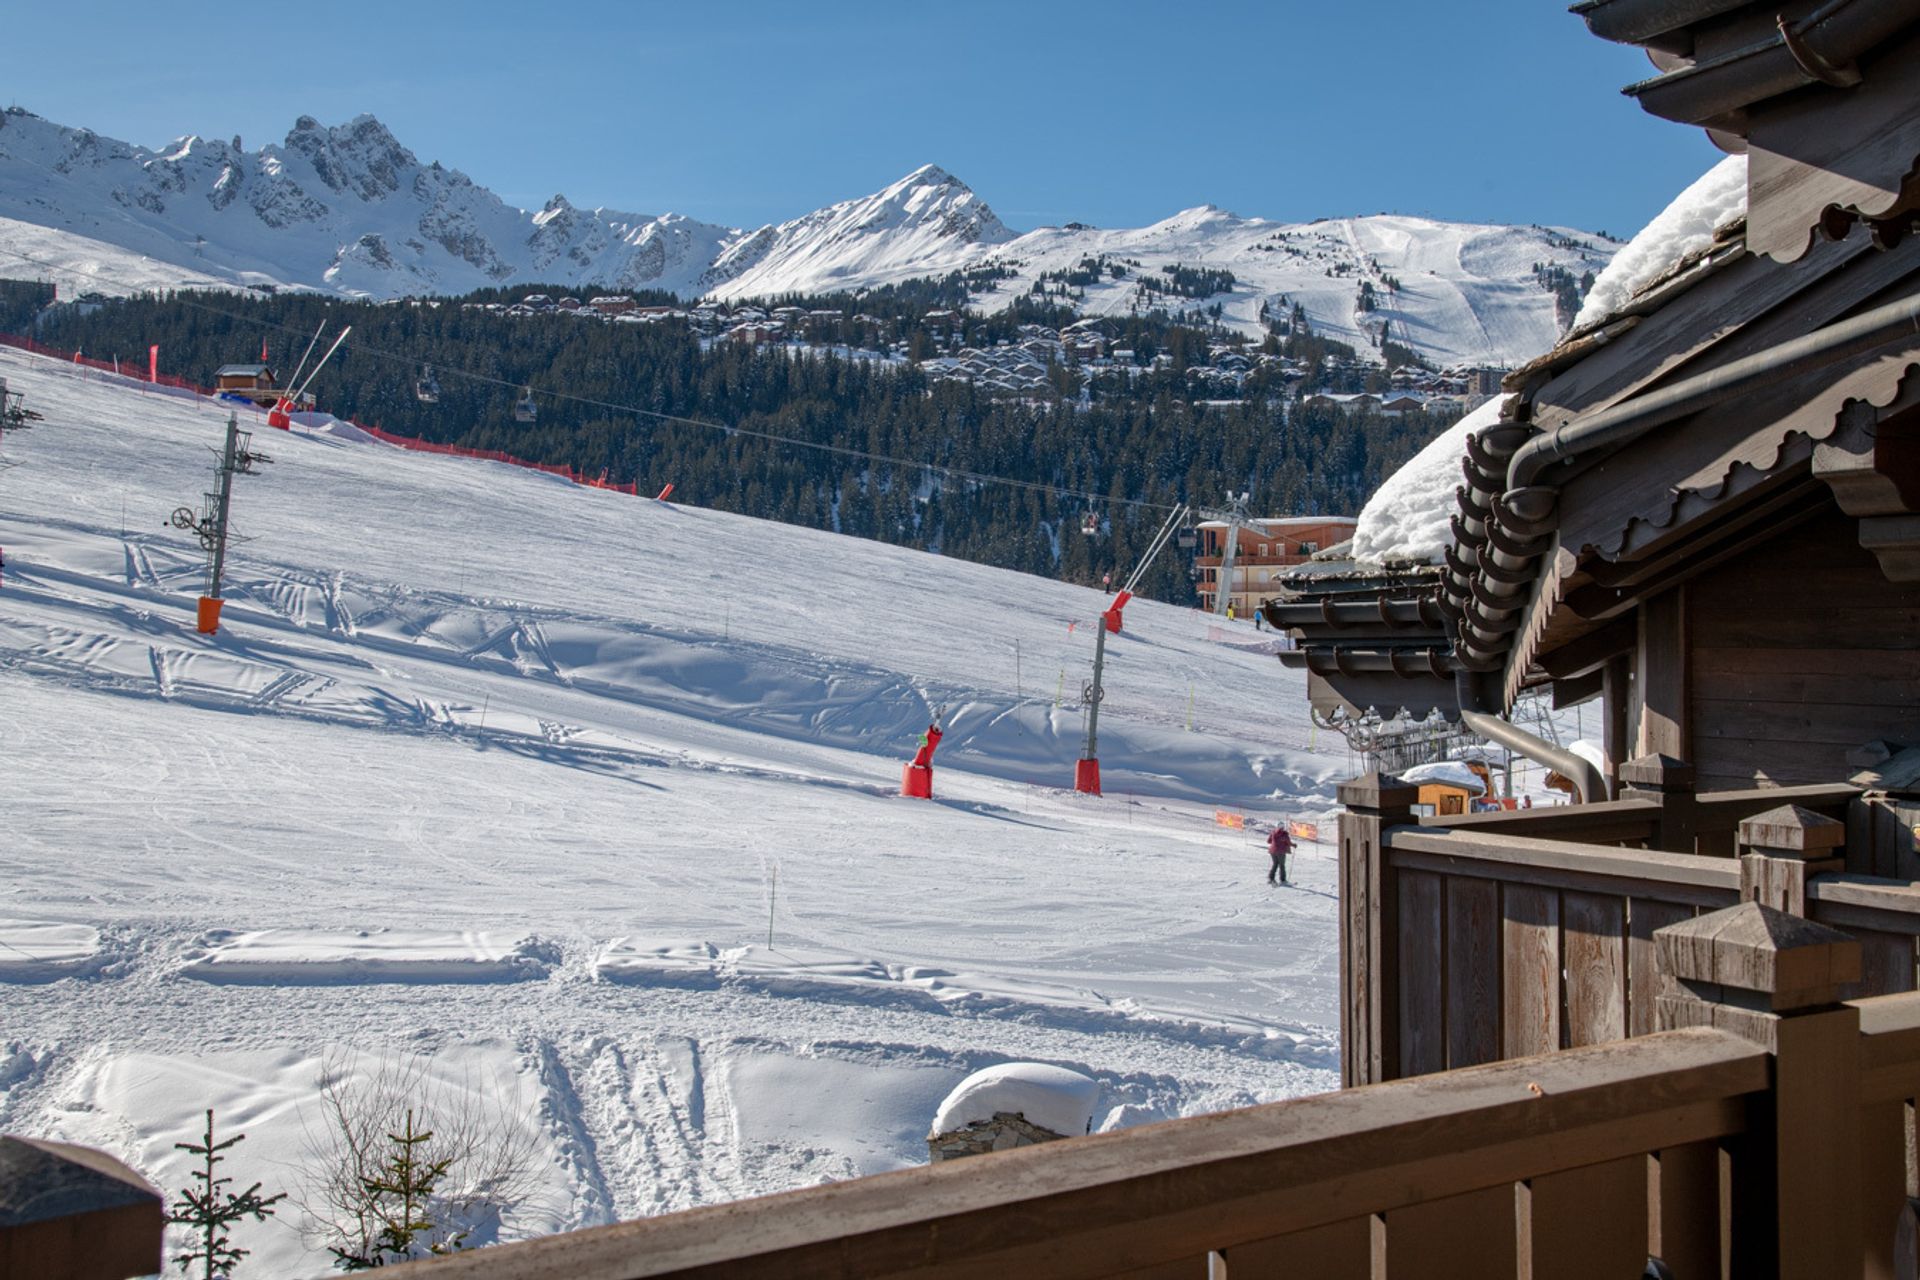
left=265, top=324, right=351, bottom=430
left=1073, top=503, right=1190, bottom=795
left=900, top=708, right=946, bottom=799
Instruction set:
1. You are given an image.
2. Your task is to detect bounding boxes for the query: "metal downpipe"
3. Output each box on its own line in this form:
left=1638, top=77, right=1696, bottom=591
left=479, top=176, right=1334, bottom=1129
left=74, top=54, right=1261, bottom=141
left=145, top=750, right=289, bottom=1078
left=1454, top=673, right=1608, bottom=805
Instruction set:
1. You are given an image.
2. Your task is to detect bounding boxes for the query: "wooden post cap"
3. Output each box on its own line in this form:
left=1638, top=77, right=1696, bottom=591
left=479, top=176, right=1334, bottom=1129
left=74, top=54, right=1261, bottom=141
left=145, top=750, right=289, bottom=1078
left=1737, top=804, right=1846, bottom=857
left=0, top=1135, right=163, bottom=1279
left=1337, top=771, right=1418, bottom=812
left=1655, top=901, right=1860, bottom=1009
left=1619, top=754, right=1696, bottom=791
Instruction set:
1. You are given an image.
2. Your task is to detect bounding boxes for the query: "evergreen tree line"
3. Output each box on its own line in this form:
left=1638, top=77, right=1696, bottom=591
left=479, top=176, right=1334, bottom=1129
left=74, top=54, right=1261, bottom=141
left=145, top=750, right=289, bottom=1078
left=13, top=283, right=1447, bottom=604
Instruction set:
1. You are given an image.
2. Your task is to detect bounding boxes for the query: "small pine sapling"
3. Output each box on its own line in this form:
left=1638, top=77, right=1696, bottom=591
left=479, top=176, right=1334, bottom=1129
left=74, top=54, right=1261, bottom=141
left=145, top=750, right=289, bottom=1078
left=332, top=1109, right=463, bottom=1270
left=168, top=1108, right=286, bottom=1279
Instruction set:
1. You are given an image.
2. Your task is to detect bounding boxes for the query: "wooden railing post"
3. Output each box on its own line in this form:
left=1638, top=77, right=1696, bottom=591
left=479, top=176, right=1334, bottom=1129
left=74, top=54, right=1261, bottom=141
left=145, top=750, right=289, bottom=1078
left=1338, top=771, right=1416, bottom=1089
left=0, top=1134, right=163, bottom=1279
left=1656, top=902, right=1864, bottom=1279
left=1620, top=753, right=1697, bottom=853
left=1739, top=804, right=1848, bottom=917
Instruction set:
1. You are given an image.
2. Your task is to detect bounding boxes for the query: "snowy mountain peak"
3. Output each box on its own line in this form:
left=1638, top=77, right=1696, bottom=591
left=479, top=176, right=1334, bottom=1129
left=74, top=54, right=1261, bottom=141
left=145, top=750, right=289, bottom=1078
left=0, top=105, right=1621, bottom=367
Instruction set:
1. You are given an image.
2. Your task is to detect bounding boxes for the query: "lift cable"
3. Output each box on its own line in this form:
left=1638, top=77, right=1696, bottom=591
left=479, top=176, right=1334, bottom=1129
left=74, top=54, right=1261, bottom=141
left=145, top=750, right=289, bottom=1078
left=0, top=248, right=1184, bottom=515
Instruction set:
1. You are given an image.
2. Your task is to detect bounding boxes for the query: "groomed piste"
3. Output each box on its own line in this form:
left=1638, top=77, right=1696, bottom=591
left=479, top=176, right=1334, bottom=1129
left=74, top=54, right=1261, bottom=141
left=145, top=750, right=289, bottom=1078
left=0, top=344, right=1349, bottom=1273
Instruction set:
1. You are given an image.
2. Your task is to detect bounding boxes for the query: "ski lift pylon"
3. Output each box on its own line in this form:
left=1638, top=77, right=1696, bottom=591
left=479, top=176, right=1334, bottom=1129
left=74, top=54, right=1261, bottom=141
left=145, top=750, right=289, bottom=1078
left=513, top=386, right=538, bottom=423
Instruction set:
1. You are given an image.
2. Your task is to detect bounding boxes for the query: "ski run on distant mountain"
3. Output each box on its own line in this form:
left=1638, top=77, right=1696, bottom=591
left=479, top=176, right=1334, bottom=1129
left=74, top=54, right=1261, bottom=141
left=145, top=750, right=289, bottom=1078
left=0, top=107, right=1618, bottom=369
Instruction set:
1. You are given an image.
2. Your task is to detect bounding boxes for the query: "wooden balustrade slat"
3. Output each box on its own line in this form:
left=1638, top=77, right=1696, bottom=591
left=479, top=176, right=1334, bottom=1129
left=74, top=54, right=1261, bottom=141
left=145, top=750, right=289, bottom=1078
left=1650, top=1142, right=1723, bottom=1280
left=1504, top=884, right=1563, bottom=1058
left=1382, top=1186, right=1516, bottom=1278
left=1630, top=900, right=1696, bottom=1038
left=1399, top=869, right=1446, bottom=1077
left=1564, top=893, right=1628, bottom=1049
left=1863, top=1100, right=1909, bottom=1280
left=1218, top=1218, right=1370, bottom=1278
left=1107, top=1256, right=1212, bottom=1280
left=1445, top=876, right=1501, bottom=1069
left=1525, top=1156, right=1648, bottom=1280
left=383, top=1032, right=1765, bottom=1280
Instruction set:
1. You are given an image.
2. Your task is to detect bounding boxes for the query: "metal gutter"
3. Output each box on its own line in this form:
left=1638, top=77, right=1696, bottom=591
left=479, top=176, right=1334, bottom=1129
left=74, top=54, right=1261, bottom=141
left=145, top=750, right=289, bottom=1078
left=1505, top=288, right=1920, bottom=508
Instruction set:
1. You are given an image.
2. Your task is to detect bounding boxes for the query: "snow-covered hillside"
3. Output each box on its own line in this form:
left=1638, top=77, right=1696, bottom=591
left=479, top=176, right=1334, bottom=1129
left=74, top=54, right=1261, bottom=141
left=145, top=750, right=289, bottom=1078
left=0, top=106, right=1617, bottom=368
left=0, top=347, right=1352, bottom=1274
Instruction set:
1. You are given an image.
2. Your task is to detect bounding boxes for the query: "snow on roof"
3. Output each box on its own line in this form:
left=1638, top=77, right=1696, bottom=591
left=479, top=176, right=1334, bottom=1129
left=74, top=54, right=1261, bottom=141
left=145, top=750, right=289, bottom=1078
left=1350, top=392, right=1513, bottom=566
left=1195, top=516, right=1356, bottom=531
left=1399, top=760, right=1486, bottom=793
left=1573, top=153, right=1747, bottom=331
left=930, top=1063, right=1099, bottom=1139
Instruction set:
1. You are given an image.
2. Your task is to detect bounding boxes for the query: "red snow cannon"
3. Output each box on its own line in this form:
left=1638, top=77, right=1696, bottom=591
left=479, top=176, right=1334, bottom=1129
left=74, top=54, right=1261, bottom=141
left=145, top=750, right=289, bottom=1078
left=266, top=398, right=293, bottom=430
left=901, top=723, right=943, bottom=799
left=1102, top=590, right=1133, bottom=634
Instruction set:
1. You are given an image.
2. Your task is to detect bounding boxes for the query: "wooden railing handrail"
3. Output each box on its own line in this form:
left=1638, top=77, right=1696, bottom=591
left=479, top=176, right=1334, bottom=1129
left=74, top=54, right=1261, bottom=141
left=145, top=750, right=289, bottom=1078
left=1809, top=873, right=1920, bottom=938
left=389, top=1030, right=1765, bottom=1280
left=1385, top=826, right=1743, bottom=905
left=1419, top=797, right=1661, bottom=843
left=1852, top=990, right=1920, bottom=1104
left=1693, top=782, right=1859, bottom=822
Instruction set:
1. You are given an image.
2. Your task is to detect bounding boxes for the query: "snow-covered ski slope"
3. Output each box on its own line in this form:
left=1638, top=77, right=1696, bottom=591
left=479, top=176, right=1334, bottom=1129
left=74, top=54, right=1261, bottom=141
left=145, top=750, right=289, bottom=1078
left=0, top=347, right=1348, bottom=1273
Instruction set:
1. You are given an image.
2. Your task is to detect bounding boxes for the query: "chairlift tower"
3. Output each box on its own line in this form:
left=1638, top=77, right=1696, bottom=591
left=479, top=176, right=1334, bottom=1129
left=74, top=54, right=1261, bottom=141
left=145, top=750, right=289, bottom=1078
left=169, top=412, right=268, bottom=635
left=1197, top=490, right=1262, bottom=619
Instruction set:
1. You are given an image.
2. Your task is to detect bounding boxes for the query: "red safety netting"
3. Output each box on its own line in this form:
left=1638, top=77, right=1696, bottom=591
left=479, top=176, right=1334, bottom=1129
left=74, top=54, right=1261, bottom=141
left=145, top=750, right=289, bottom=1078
left=0, top=333, right=647, bottom=498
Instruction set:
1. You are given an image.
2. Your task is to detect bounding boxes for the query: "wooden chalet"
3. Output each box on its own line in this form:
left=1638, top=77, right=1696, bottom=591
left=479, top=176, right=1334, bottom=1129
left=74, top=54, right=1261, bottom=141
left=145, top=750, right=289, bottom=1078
left=25, top=6, right=1920, bottom=1279
left=213, top=362, right=313, bottom=411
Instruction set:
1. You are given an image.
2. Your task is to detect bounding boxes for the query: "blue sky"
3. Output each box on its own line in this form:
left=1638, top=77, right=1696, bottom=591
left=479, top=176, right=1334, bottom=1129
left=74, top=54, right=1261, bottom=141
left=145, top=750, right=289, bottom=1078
left=9, top=1, right=1721, bottom=239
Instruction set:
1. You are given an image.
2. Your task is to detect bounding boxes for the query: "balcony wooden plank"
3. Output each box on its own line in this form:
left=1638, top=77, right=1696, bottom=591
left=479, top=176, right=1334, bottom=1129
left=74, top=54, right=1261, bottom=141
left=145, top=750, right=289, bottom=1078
left=1382, top=1185, right=1515, bottom=1277
left=1445, top=877, right=1501, bottom=1069
left=1564, top=893, right=1628, bottom=1049
left=1526, top=1156, right=1647, bottom=1280
left=1399, top=869, right=1445, bottom=1077
left=1629, top=899, right=1696, bottom=1038
left=1504, top=885, right=1563, bottom=1058
left=1218, top=1217, right=1370, bottom=1278
left=386, top=1033, right=1766, bottom=1280
left=1650, top=1142, right=1722, bottom=1280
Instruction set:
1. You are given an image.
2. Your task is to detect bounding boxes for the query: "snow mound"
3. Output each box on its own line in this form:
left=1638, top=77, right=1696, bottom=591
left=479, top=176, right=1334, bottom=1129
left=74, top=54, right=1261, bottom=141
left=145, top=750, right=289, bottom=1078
left=0, top=921, right=103, bottom=982
left=179, top=929, right=554, bottom=984
left=1574, top=154, right=1747, bottom=330
left=1570, top=739, right=1606, bottom=773
left=1399, top=760, right=1486, bottom=793
left=1351, top=393, right=1513, bottom=566
left=929, top=1063, right=1099, bottom=1139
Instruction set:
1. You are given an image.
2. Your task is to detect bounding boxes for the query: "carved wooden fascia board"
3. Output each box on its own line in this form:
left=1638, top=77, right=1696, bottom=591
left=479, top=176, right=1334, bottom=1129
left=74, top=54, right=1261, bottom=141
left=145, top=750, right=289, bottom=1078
left=1745, top=31, right=1920, bottom=263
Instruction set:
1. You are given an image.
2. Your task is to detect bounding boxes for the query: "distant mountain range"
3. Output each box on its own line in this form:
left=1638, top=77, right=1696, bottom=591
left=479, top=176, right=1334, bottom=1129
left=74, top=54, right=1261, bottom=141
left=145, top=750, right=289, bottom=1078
left=0, top=107, right=1619, bottom=368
